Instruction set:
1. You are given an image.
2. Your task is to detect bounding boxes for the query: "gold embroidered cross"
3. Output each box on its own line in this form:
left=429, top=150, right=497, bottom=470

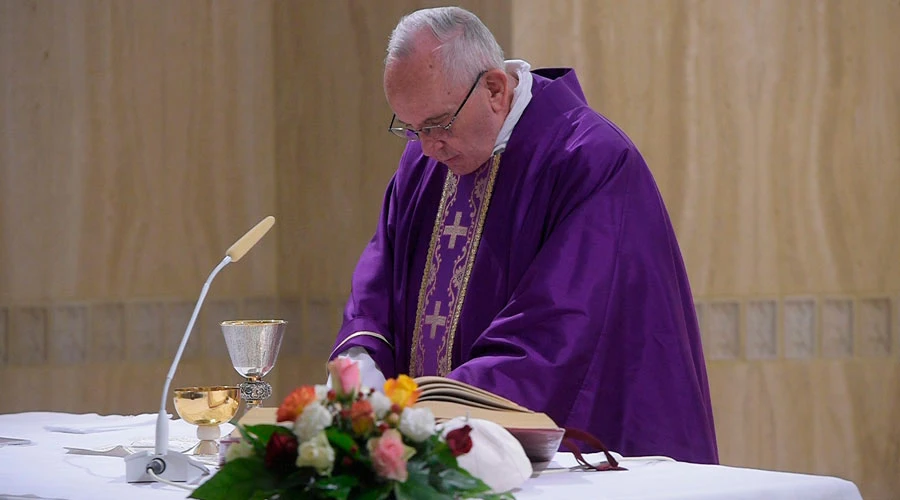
left=442, top=211, right=467, bottom=249
left=424, top=301, right=447, bottom=339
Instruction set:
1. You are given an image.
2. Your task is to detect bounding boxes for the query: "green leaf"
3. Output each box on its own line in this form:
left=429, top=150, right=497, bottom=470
left=236, top=424, right=291, bottom=456
left=269, top=488, right=310, bottom=500
left=429, top=442, right=459, bottom=469
left=248, top=424, right=293, bottom=442
left=393, top=462, right=454, bottom=500
left=189, top=458, right=277, bottom=500
left=355, top=483, right=393, bottom=500
left=434, top=468, right=489, bottom=493
left=325, top=428, right=361, bottom=457
left=394, top=480, right=453, bottom=500
left=248, top=491, right=280, bottom=500
left=475, top=493, right=517, bottom=500
left=311, top=474, right=359, bottom=499
left=412, top=435, right=436, bottom=454
left=279, top=469, right=316, bottom=490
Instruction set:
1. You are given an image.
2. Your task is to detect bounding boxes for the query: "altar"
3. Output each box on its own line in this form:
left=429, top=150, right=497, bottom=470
left=0, top=412, right=862, bottom=500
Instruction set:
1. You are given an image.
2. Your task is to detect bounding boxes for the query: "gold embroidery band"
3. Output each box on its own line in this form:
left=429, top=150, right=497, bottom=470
left=327, top=330, right=394, bottom=376
left=438, top=153, right=501, bottom=375
left=330, top=330, right=393, bottom=359
left=410, top=172, right=458, bottom=376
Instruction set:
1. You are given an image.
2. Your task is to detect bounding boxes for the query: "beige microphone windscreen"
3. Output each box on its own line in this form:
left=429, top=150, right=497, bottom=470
left=226, top=216, right=275, bottom=262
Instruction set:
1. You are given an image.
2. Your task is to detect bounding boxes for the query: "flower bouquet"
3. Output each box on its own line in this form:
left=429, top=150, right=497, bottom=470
left=190, top=358, right=515, bottom=500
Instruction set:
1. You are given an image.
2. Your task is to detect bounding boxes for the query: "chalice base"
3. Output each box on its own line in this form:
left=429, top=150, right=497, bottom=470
left=196, top=424, right=221, bottom=456
left=197, top=441, right=219, bottom=456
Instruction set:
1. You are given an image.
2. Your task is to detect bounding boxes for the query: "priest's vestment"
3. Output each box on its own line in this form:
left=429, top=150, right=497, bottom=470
left=331, top=68, right=719, bottom=464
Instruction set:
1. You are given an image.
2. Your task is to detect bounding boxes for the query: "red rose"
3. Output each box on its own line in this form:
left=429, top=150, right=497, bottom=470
left=264, top=432, right=299, bottom=473
left=445, top=425, right=473, bottom=457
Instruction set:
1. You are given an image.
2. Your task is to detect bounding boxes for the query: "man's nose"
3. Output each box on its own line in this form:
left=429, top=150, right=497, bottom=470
left=419, top=136, right=445, bottom=157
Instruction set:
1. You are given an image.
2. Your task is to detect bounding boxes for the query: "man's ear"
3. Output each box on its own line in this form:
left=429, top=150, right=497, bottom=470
left=484, top=68, right=510, bottom=113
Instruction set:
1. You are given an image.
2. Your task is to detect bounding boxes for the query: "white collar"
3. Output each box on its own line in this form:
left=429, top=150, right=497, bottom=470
left=492, top=60, right=533, bottom=154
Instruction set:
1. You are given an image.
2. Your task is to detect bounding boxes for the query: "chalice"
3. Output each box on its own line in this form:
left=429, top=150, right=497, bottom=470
left=172, top=386, right=241, bottom=456
left=221, top=319, right=286, bottom=409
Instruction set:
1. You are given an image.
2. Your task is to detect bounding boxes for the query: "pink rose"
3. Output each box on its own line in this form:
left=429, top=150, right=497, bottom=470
left=328, top=357, right=361, bottom=396
left=367, top=429, right=414, bottom=482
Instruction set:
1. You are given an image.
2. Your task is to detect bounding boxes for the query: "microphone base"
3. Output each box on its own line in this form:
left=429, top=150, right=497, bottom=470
left=124, top=450, right=210, bottom=483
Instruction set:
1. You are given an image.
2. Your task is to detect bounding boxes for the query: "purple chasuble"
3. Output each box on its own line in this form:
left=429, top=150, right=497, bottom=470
left=331, top=68, right=719, bottom=464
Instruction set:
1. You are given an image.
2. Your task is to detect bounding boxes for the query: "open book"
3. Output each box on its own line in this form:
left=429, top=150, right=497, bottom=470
left=414, top=376, right=556, bottom=428
left=413, top=377, right=564, bottom=462
left=237, top=377, right=563, bottom=462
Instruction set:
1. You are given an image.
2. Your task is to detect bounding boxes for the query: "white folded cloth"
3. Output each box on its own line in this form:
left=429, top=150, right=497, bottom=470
left=0, top=436, right=32, bottom=447
left=63, top=437, right=202, bottom=457
left=64, top=444, right=133, bottom=457
left=44, top=414, right=164, bottom=434
left=441, top=417, right=533, bottom=494
left=61, top=424, right=233, bottom=458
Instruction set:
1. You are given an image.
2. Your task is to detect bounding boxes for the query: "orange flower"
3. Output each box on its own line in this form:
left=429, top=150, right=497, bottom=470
left=383, top=375, right=420, bottom=409
left=276, top=386, right=317, bottom=422
left=350, top=399, right=375, bottom=436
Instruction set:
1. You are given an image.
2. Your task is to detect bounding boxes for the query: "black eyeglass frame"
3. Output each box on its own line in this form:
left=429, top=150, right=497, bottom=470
left=387, top=70, right=487, bottom=141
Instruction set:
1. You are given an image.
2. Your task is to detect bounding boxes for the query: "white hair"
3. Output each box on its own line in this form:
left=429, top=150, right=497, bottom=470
left=385, top=6, right=505, bottom=89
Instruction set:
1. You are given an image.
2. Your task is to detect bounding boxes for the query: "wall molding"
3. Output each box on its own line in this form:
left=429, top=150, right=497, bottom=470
left=696, top=294, right=899, bottom=361
left=0, top=296, right=345, bottom=366
left=1, top=294, right=897, bottom=366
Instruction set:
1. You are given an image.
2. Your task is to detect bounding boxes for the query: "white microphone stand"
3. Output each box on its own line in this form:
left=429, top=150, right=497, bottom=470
left=125, top=216, right=275, bottom=484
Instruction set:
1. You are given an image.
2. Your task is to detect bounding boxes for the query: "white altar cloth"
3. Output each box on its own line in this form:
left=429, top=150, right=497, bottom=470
left=0, top=412, right=862, bottom=500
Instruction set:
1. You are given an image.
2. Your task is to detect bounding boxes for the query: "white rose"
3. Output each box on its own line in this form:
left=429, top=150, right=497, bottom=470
left=296, top=431, right=335, bottom=476
left=294, top=402, right=333, bottom=442
left=369, top=391, right=392, bottom=419
left=224, top=439, right=253, bottom=463
left=314, top=384, right=329, bottom=402
left=398, top=407, right=436, bottom=442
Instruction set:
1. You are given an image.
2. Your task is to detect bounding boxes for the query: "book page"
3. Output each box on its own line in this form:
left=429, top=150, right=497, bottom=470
left=416, top=393, right=510, bottom=411
left=415, top=376, right=532, bottom=413
left=416, top=400, right=559, bottom=430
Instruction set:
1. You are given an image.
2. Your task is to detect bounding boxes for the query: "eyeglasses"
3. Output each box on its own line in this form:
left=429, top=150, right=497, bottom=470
left=388, top=71, right=487, bottom=141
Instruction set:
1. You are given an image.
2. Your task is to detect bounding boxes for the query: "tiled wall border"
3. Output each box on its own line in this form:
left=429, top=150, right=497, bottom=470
left=783, top=297, right=816, bottom=359
left=695, top=295, right=898, bottom=361
left=0, top=294, right=896, bottom=365
left=0, top=297, right=345, bottom=366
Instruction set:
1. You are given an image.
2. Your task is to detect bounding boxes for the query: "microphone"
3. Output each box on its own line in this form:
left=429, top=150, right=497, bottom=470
left=125, top=216, right=276, bottom=484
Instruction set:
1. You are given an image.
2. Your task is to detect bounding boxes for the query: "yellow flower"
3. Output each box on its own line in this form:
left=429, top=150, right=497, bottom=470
left=383, top=375, right=420, bottom=409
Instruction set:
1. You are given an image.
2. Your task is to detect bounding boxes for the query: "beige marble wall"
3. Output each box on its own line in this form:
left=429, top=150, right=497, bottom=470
left=0, top=0, right=282, bottom=418
left=512, top=1, right=900, bottom=498
left=0, top=0, right=511, bottom=418
left=0, top=0, right=281, bottom=304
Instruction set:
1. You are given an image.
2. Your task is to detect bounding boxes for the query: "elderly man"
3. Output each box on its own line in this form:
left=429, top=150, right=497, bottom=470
left=329, top=6, right=718, bottom=464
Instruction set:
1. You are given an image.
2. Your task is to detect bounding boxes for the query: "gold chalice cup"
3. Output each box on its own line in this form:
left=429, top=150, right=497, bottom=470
left=173, top=386, right=241, bottom=456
